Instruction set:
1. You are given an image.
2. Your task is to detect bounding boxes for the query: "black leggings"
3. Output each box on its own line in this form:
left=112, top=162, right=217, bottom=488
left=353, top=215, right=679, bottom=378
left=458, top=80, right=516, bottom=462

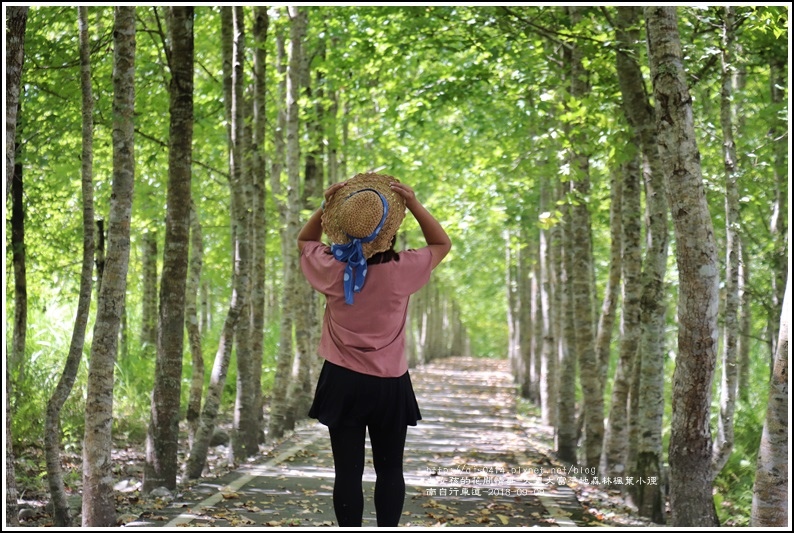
left=329, top=423, right=408, bottom=527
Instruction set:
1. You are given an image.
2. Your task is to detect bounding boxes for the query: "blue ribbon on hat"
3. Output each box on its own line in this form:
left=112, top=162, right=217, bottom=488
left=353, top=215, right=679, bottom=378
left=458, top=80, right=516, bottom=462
left=330, top=189, right=389, bottom=305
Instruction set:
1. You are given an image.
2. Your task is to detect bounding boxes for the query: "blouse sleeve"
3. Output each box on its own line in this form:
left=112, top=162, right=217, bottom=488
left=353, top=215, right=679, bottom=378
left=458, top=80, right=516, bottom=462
left=300, top=241, right=340, bottom=295
left=395, top=247, right=434, bottom=296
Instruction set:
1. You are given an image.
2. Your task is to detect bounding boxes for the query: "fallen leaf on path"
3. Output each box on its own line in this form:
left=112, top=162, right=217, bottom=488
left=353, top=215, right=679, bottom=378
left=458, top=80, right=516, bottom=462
left=229, top=516, right=255, bottom=526
left=116, top=513, right=139, bottom=525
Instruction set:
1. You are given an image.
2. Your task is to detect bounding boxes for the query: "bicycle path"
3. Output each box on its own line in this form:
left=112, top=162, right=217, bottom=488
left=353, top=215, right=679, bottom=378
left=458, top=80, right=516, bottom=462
left=126, top=356, right=612, bottom=528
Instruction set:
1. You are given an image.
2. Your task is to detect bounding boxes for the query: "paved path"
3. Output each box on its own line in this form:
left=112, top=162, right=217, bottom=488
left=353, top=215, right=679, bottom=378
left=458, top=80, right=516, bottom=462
left=128, top=357, right=598, bottom=528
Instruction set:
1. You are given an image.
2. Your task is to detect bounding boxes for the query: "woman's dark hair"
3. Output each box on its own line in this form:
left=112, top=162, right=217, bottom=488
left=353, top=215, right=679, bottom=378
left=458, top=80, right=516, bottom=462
left=367, top=235, right=400, bottom=264
left=323, top=235, right=400, bottom=264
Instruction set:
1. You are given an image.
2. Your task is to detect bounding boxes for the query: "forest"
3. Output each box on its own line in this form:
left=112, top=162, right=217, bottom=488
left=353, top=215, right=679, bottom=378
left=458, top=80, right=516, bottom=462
left=3, top=4, right=790, bottom=528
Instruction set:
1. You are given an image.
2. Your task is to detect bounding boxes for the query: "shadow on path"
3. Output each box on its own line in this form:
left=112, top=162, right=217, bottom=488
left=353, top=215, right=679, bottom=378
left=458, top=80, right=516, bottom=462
left=127, top=356, right=651, bottom=528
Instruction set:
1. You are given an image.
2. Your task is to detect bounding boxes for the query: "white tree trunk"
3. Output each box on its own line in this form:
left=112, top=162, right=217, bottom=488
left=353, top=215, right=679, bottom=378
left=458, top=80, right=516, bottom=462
left=602, top=153, right=642, bottom=479
left=646, top=6, right=720, bottom=526
left=269, top=6, right=306, bottom=439
left=186, top=5, right=241, bottom=479
left=5, top=5, right=27, bottom=202
left=711, top=5, right=740, bottom=481
left=82, top=7, right=136, bottom=525
left=45, top=7, right=94, bottom=525
left=751, top=274, right=789, bottom=527
left=228, top=5, right=259, bottom=461
left=613, top=6, right=670, bottom=523
left=185, top=203, right=204, bottom=447
left=556, top=183, right=578, bottom=464
left=566, top=6, right=602, bottom=470
left=250, top=5, right=269, bottom=442
left=538, top=179, right=557, bottom=426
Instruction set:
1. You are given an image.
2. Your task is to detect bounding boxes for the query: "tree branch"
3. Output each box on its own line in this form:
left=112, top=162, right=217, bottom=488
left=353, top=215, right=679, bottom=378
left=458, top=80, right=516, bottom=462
left=133, top=127, right=230, bottom=181
left=499, top=6, right=620, bottom=51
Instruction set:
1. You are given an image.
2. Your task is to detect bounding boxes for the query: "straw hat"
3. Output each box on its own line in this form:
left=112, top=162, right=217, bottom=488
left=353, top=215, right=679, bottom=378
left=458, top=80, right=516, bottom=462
left=321, top=172, right=406, bottom=259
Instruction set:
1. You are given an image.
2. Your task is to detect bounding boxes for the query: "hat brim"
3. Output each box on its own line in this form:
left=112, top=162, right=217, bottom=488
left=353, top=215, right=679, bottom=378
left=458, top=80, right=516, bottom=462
left=322, top=173, right=407, bottom=259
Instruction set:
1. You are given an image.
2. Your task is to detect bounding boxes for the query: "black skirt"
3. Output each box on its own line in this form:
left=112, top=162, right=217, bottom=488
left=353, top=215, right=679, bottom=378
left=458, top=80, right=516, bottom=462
left=308, top=360, right=422, bottom=429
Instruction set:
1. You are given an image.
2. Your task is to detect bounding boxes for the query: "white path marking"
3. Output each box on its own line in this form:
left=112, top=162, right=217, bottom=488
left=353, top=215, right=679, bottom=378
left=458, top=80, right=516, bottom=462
left=537, top=491, right=579, bottom=527
left=165, top=431, right=322, bottom=527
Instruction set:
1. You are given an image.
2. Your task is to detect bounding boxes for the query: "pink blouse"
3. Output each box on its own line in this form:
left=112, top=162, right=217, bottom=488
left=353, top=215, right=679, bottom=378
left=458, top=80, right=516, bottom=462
left=300, top=241, right=433, bottom=377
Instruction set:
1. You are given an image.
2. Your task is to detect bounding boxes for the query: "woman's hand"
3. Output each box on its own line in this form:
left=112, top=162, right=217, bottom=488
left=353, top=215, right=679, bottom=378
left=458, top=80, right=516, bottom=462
left=389, top=181, right=418, bottom=210
left=324, top=180, right=347, bottom=203
left=391, top=181, right=450, bottom=269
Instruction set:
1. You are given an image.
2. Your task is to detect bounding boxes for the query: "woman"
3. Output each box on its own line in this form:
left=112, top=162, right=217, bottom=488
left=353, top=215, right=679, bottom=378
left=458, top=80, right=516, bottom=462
left=298, top=172, right=451, bottom=527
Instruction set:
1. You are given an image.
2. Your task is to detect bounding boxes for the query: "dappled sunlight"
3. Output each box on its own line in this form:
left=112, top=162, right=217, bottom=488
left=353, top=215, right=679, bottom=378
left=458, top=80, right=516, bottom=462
left=119, top=356, right=651, bottom=527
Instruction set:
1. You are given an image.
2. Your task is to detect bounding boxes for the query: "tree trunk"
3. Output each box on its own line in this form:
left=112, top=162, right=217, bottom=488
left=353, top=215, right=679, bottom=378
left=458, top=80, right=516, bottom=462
left=603, top=152, right=643, bottom=480
left=11, top=134, right=26, bottom=381
left=250, top=5, right=269, bottom=442
left=506, top=234, right=521, bottom=389
left=521, top=226, right=538, bottom=402
left=427, top=282, right=445, bottom=359
left=736, top=239, right=751, bottom=403
left=185, top=10, right=243, bottom=471
left=340, top=99, right=350, bottom=179
left=96, top=219, right=106, bottom=295
left=144, top=5, right=194, bottom=493
left=269, top=6, right=306, bottom=439
left=5, top=367, right=18, bottom=527
left=267, top=25, right=290, bottom=431
left=45, top=7, right=95, bottom=525
left=141, top=231, right=158, bottom=347
left=327, top=47, right=340, bottom=187
left=185, top=304, right=241, bottom=479
left=556, top=183, right=577, bottom=464
left=729, top=28, right=750, bottom=407
left=120, top=298, right=129, bottom=360
left=4, top=6, right=29, bottom=526
left=750, top=273, right=789, bottom=527
left=268, top=26, right=288, bottom=331
left=451, top=301, right=466, bottom=357
left=599, top=165, right=625, bottom=477
left=201, top=278, right=210, bottom=334
left=237, top=92, right=259, bottom=457
left=185, top=203, right=204, bottom=447
left=711, top=5, right=740, bottom=481
left=767, top=59, right=787, bottom=358
left=5, top=5, right=27, bottom=203
left=595, top=168, right=622, bottom=390
left=530, top=243, right=543, bottom=405
left=613, top=6, right=669, bottom=522
left=228, top=5, right=259, bottom=461
left=565, top=6, right=602, bottom=470
left=538, top=179, right=557, bottom=427
left=645, top=6, right=720, bottom=526
left=82, top=7, right=136, bottom=526
left=289, top=27, right=323, bottom=424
